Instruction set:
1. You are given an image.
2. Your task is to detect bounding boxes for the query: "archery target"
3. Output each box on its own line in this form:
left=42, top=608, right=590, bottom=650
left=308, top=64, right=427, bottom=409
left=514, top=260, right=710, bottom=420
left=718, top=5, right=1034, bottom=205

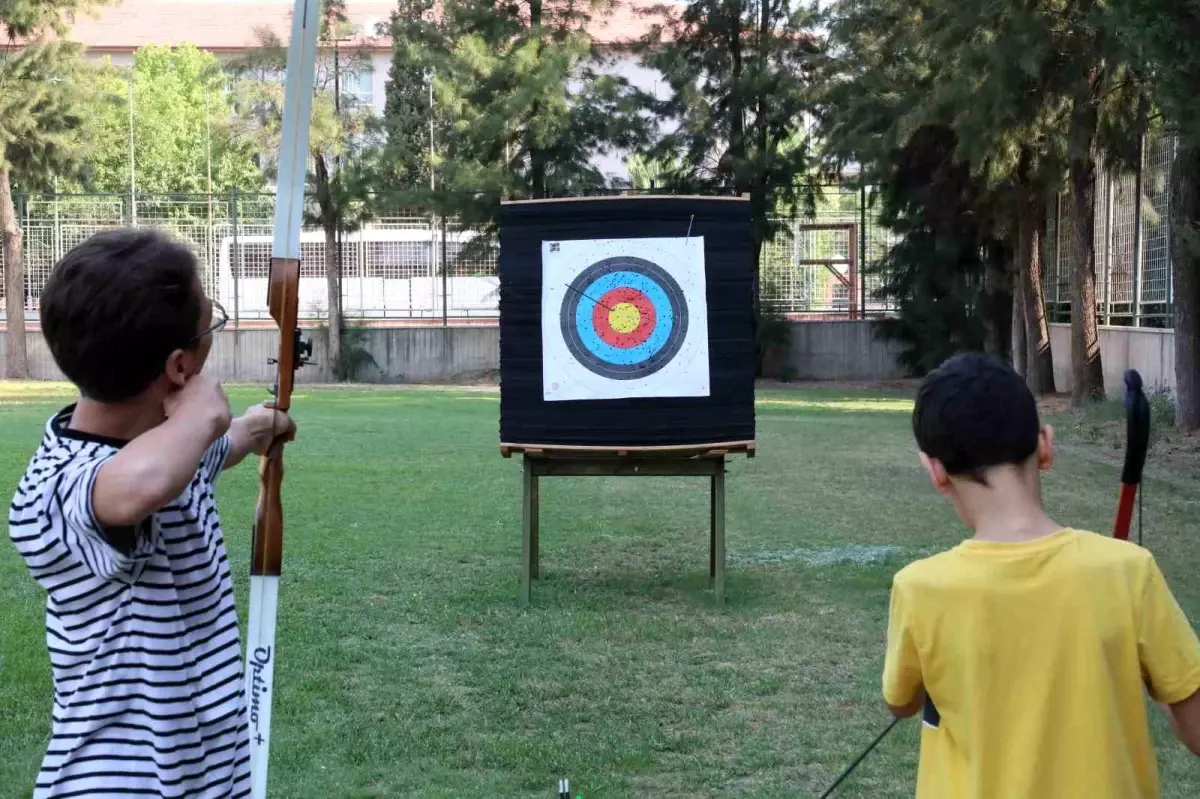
left=542, top=237, right=710, bottom=401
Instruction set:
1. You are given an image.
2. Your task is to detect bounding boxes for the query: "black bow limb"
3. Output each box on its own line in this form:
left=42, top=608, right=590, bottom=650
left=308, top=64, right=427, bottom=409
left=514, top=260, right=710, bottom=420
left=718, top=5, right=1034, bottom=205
left=1113, top=369, right=1150, bottom=543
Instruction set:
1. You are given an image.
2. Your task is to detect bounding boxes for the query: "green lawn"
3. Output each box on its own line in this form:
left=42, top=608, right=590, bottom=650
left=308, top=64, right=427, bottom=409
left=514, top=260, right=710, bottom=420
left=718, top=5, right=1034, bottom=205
left=1, top=382, right=1197, bottom=798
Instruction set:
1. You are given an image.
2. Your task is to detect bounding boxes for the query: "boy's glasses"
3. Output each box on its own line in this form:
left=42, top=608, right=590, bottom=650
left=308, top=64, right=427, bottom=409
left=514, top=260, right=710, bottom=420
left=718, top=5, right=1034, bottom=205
left=192, top=299, right=228, bottom=343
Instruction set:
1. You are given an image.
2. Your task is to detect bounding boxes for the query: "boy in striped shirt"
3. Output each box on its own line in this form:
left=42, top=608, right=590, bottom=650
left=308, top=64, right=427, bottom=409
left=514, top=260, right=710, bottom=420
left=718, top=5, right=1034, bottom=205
left=8, top=228, right=295, bottom=798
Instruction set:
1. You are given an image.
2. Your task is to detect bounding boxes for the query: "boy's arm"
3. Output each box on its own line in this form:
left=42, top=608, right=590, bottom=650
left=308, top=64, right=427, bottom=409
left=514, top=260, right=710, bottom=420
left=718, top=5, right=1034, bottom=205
left=1158, top=690, right=1200, bottom=756
left=225, top=403, right=297, bottom=471
left=882, top=573, right=925, bottom=716
left=1137, top=553, right=1200, bottom=755
left=889, top=686, right=927, bottom=719
left=91, top=378, right=231, bottom=528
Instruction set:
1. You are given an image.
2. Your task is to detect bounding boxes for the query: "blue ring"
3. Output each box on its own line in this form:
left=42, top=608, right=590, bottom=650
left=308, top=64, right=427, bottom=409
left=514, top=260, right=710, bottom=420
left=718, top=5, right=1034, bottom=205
left=559, top=256, right=690, bottom=380
left=573, top=271, right=674, bottom=365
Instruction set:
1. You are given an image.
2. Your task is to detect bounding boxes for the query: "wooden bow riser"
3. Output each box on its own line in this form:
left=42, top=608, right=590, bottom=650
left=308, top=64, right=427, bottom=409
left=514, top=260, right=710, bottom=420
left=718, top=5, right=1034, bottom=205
left=251, top=256, right=300, bottom=580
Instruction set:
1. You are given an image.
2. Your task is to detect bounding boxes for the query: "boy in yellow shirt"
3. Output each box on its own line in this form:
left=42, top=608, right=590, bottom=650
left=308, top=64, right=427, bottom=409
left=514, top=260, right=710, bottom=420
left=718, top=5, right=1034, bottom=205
left=883, top=353, right=1200, bottom=798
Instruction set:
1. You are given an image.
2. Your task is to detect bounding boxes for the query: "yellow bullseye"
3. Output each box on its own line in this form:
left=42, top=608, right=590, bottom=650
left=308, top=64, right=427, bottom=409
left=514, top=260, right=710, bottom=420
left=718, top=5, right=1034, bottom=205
left=608, top=302, right=641, bottom=334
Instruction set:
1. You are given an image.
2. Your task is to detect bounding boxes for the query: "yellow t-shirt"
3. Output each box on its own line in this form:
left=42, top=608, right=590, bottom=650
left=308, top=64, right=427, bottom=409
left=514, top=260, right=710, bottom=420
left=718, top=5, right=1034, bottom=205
left=882, top=528, right=1200, bottom=799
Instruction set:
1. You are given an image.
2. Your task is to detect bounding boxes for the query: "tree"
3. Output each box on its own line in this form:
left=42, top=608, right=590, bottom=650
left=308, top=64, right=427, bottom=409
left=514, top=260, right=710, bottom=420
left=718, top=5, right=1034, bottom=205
left=626, top=152, right=683, bottom=191
left=819, top=0, right=1032, bottom=381
left=916, top=0, right=1150, bottom=404
left=228, top=0, right=374, bottom=374
left=0, top=0, right=110, bottom=379
left=822, top=0, right=1153, bottom=400
left=637, top=0, right=824, bottom=321
left=867, top=126, right=1010, bottom=374
left=67, top=45, right=263, bottom=196
left=1106, top=0, right=1200, bottom=431
left=385, top=0, right=651, bottom=227
left=373, top=0, right=440, bottom=195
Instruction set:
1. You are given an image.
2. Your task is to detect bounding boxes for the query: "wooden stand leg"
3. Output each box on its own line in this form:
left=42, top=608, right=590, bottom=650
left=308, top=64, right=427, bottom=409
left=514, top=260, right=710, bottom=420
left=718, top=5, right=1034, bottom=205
left=710, top=476, right=717, bottom=584
left=712, top=461, right=726, bottom=605
left=521, top=456, right=533, bottom=606
left=530, top=472, right=540, bottom=579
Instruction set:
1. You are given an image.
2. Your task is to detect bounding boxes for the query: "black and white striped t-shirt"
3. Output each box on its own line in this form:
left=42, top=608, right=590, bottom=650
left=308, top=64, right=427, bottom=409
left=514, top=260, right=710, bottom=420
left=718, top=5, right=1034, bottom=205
left=8, top=406, right=251, bottom=798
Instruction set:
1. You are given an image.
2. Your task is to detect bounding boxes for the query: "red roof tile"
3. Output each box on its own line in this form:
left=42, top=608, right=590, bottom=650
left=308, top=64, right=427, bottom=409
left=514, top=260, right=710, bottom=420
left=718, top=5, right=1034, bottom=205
left=62, top=0, right=395, bottom=52
left=31, top=0, right=673, bottom=52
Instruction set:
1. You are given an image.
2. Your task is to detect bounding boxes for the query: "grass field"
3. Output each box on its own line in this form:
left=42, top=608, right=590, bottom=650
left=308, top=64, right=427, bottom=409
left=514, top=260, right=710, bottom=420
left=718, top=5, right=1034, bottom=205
left=1, top=381, right=1197, bottom=798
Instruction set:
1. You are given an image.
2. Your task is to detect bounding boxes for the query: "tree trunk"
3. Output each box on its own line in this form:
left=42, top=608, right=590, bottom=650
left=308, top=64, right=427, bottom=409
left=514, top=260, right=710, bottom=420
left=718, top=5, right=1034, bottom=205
left=1171, top=139, right=1200, bottom=432
left=984, top=247, right=1012, bottom=361
left=1, top=168, right=29, bottom=380
left=727, top=0, right=746, bottom=173
left=750, top=0, right=769, bottom=324
left=527, top=0, right=546, bottom=197
left=324, top=222, right=342, bottom=374
left=1017, top=185, right=1055, bottom=393
left=314, top=154, right=342, bottom=376
left=1013, top=275, right=1028, bottom=378
left=1067, top=146, right=1106, bottom=405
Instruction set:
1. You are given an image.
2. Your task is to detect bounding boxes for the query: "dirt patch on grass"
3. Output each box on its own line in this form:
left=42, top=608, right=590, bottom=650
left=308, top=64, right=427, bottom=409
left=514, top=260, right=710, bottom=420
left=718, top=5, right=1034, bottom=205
left=1036, top=394, right=1074, bottom=415
left=1040, top=395, right=1200, bottom=481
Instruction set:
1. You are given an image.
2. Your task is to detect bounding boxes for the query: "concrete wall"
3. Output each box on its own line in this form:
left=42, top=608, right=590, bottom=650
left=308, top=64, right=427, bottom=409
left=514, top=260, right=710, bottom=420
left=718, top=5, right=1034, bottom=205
left=0, top=326, right=500, bottom=385
left=0, top=321, right=1178, bottom=390
left=783, top=320, right=907, bottom=381
left=1047, top=323, right=1175, bottom=395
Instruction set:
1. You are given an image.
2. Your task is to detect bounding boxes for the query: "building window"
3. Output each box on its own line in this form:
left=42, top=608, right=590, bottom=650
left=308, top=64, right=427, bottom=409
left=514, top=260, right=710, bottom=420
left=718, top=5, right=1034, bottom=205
left=343, top=66, right=374, bottom=108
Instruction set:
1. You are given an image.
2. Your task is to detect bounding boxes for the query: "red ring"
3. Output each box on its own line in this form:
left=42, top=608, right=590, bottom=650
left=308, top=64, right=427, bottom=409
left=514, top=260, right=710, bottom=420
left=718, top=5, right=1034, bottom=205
left=592, top=287, right=656, bottom=348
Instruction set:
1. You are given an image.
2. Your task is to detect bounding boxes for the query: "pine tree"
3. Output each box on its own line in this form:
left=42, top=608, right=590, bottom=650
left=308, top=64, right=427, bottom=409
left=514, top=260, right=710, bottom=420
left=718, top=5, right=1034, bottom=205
left=637, top=0, right=823, bottom=320
left=374, top=0, right=440, bottom=194
left=227, top=0, right=373, bottom=373
left=1106, top=0, right=1200, bottom=429
left=0, top=0, right=110, bottom=379
left=823, top=0, right=1151, bottom=399
left=389, top=0, right=652, bottom=226
left=916, top=0, right=1148, bottom=404
left=820, top=0, right=1036, bottom=381
left=868, top=127, right=1001, bottom=374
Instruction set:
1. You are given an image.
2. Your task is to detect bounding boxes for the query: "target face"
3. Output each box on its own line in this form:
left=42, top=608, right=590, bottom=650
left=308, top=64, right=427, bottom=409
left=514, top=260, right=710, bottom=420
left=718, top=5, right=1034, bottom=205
left=542, top=237, right=710, bottom=401
left=561, top=256, right=688, bottom=380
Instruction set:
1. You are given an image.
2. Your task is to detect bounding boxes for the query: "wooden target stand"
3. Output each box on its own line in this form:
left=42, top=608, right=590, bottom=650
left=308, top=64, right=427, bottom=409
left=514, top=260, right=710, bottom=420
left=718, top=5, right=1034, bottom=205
left=500, top=441, right=755, bottom=606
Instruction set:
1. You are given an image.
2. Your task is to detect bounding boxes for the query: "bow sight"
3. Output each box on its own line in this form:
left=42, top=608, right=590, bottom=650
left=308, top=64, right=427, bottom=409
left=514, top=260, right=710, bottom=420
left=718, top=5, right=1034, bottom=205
left=292, top=329, right=314, bottom=368
left=267, top=329, right=314, bottom=397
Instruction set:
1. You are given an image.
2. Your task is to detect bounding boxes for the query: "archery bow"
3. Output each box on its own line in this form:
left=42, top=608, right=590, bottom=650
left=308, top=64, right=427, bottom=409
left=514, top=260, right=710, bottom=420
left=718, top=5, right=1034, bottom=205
left=1112, top=369, right=1151, bottom=544
left=246, top=2, right=319, bottom=797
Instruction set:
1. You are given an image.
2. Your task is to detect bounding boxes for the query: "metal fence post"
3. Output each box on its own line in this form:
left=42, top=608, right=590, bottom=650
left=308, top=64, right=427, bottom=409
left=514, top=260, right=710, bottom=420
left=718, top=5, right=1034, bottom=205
left=441, top=216, right=449, bottom=326
left=430, top=212, right=438, bottom=322
left=20, top=193, right=29, bottom=312
left=52, top=188, right=62, bottom=264
left=1102, top=171, right=1114, bottom=326
left=859, top=185, right=867, bottom=317
left=1167, top=136, right=1177, bottom=324
left=1131, top=132, right=1145, bottom=326
left=231, top=186, right=240, bottom=328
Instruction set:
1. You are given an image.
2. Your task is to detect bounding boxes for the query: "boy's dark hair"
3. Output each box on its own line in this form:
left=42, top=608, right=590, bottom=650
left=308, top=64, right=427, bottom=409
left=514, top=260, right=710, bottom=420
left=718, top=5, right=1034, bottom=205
left=41, top=227, right=203, bottom=403
left=912, top=352, right=1040, bottom=484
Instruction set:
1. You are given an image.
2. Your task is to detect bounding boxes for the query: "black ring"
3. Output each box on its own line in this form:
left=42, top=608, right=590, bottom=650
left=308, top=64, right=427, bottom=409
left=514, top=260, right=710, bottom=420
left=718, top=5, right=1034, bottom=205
left=560, top=256, right=689, bottom=380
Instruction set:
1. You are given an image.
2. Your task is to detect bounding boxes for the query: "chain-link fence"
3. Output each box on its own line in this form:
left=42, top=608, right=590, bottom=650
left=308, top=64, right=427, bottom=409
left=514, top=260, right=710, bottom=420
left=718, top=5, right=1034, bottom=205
left=0, top=170, right=1180, bottom=327
left=1044, top=135, right=1177, bottom=328
left=0, top=185, right=903, bottom=325
left=1, top=191, right=502, bottom=325
left=760, top=184, right=901, bottom=317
